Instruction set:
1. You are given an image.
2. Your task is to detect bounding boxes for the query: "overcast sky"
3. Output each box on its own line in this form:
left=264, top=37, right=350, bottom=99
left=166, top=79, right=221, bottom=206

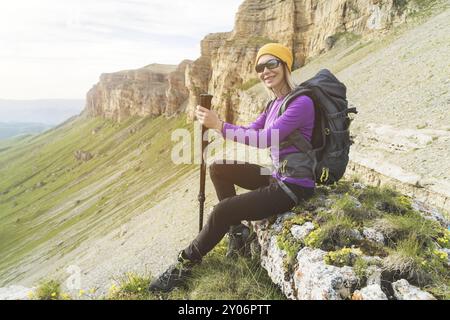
left=0, top=0, right=242, bottom=100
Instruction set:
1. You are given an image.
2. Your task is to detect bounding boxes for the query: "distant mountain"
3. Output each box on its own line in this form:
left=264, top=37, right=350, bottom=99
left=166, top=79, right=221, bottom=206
left=0, top=99, right=84, bottom=125
left=0, top=122, right=53, bottom=140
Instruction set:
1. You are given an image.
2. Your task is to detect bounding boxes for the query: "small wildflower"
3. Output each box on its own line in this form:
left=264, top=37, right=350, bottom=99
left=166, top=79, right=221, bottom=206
left=305, top=229, right=321, bottom=247
left=78, top=289, right=85, bottom=297
left=27, top=291, right=34, bottom=300
left=324, top=247, right=361, bottom=267
left=61, top=293, right=71, bottom=300
left=51, top=292, right=57, bottom=297
left=437, top=232, right=450, bottom=248
left=137, top=287, right=142, bottom=292
left=433, top=250, right=448, bottom=261
left=109, top=283, right=118, bottom=296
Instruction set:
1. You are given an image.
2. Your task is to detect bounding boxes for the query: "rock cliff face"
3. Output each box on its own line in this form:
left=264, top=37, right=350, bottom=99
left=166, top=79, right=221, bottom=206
left=85, top=0, right=412, bottom=123
left=185, top=0, right=410, bottom=123
left=85, top=62, right=191, bottom=122
left=166, top=60, right=192, bottom=116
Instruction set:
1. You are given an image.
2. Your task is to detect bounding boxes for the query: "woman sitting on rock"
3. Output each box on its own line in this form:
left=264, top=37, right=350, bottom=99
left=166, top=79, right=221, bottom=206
left=149, top=43, right=316, bottom=293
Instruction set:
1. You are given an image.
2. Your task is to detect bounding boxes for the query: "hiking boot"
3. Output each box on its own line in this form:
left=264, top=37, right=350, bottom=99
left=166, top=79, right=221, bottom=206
left=148, top=251, right=198, bottom=293
left=226, top=224, right=251, bottom=258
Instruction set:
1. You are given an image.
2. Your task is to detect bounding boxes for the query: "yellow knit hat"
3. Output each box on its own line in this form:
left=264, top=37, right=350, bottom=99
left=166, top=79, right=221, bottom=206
left=255, top=43, right=293, bottom=73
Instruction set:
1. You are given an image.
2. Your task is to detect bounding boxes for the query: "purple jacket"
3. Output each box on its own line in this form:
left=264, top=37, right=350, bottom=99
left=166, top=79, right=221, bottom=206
left=221, top=95, right=315, bottom=188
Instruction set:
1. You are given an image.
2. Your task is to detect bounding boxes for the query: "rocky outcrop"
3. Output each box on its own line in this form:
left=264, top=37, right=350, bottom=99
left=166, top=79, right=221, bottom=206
left=352, top=284, right=388, bottom=300
left=250, top=179, right=448, bottom=300
left=392, top=279, right=437, bottom=300
left=85, top=62, right=191, bottom=122
left=185, top=0, right=412, bottom=124
left=232, top=0, right=403, bottom=68
left=252, top=209, right=445, bottom=300
left=294, top=248, right=359, bottom=300
left=74, top=150, right=93, bottom=162
left=84, top=0, right=415, bottom=124
left=254, top=216, right=362, bottom=300
left=166, top=60, right=192, bottom=116
left=345, top=158, right=450, bottom=213
left=362, top=227, right=385, bottom=245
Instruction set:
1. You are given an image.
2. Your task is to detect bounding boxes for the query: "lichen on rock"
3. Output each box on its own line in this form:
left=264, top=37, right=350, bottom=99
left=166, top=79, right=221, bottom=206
left=251, top=179, right=448, bottom=300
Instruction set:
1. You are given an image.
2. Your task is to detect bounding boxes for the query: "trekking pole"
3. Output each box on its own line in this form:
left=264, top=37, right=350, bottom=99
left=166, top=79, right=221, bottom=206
left=198, top=93, right=213, bottom=232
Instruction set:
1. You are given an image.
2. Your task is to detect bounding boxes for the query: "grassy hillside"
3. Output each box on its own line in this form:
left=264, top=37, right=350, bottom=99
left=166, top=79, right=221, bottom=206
left=1, top=0, right=448, bottom=299
left=28, top=179, right=449, bottom=300
left=29, top=239, right=286, bottom=300
left=0, top=114, right=196, bottom=285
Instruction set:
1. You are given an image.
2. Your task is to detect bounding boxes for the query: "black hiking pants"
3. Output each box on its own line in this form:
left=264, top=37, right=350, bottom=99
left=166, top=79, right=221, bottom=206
left=183, top=160, right=315, bottom=261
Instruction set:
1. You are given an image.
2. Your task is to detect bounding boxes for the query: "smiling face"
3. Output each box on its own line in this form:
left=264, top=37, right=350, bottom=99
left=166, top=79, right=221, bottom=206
left=256, top=54, right=286, bottom=91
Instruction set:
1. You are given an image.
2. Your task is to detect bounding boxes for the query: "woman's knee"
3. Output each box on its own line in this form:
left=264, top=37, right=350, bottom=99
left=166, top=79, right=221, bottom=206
left=209, top=200, right=240, bottom=226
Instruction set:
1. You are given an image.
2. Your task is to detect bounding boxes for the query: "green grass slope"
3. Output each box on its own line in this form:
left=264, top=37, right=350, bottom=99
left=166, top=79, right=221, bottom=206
left=29, top=240, right=286, bottom=300
left=0, top=114, right=196, bottom=285
left=2, top=0, right=448, bottom=299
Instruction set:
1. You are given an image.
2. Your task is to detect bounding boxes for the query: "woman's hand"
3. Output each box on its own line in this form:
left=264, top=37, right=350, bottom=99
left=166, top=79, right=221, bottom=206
left=195, top=105, right=223, bottom=131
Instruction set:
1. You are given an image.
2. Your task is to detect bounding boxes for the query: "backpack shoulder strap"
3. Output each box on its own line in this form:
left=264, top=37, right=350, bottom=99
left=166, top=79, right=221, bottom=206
left=278, top=87, right=313, bottom=117
left=277, top=87, right=316, bottom=152
left=264, top=99, right=276, bottom=114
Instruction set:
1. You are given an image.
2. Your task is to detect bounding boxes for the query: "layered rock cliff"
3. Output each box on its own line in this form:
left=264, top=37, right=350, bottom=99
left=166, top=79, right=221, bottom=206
left=185, top=0, right=412, bottom=123
left=85, top=0, right=415, bottom=123
left=85, top=62, right=191, bottom=122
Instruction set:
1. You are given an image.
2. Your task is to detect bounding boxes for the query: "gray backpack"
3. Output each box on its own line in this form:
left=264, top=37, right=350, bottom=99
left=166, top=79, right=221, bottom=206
left=274, top=69, right=357, bottom=185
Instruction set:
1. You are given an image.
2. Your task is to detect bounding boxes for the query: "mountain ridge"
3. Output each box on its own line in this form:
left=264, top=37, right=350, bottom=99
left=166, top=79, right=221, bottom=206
left=0, top=99, right=84, bottom=125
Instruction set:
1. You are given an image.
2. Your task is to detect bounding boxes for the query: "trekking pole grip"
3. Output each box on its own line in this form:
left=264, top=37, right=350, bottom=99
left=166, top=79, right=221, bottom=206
left=198, top=93, right=213, bottom=232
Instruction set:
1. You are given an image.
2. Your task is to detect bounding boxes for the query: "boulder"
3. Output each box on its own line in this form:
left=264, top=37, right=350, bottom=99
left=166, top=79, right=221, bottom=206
left=392, top=279, right=436, bottom=300
left=260, top=235, right=295, bottom=299
left=363, top=227, right=385, bottom=245
left=291, top=222, right=315, bottom=241
left=294, top=248, right=359, bottom=300
left=352, top=284, right=387, bottom=300
left=74, top=150, right=93, bottom=162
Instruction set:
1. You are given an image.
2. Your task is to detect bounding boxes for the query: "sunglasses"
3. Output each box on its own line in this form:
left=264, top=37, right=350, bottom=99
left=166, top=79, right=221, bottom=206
left=255, top=58, right=283, bottom=73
